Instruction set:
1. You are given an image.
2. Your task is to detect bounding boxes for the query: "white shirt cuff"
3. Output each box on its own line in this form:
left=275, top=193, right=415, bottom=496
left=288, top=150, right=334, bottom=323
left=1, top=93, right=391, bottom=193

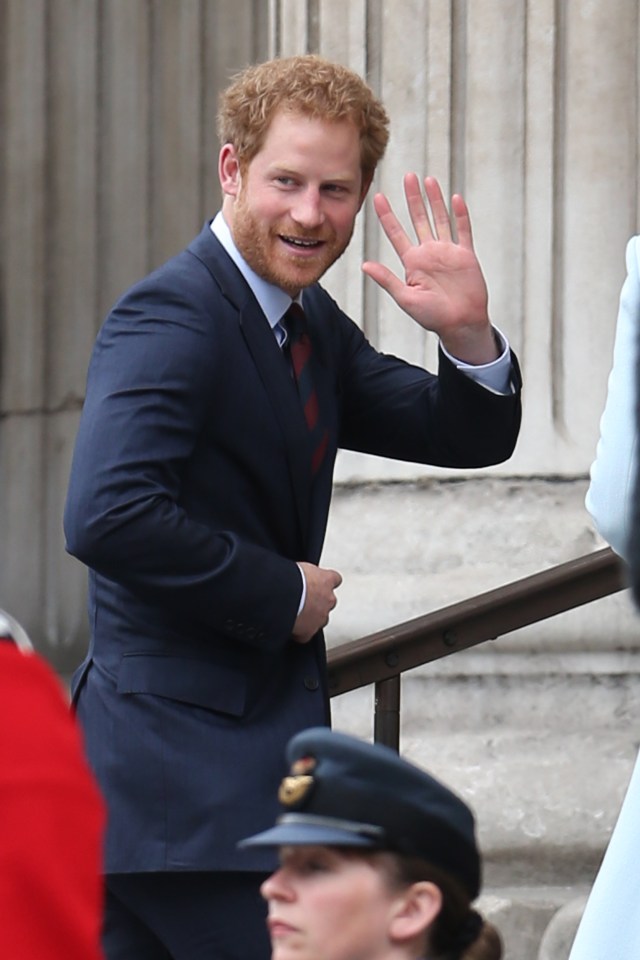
left=440, top=327, right=513, bottom=395
left=296, top=563, right=307, bottom=615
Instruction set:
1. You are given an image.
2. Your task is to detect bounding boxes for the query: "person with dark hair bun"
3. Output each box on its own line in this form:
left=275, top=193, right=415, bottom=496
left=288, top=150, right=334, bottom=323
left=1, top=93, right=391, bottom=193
left=241, top=727, right=502, bottom=960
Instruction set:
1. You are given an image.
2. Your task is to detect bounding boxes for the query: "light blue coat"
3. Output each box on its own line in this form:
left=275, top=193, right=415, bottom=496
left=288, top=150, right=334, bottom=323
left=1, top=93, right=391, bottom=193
left=570, top=235, right=640, bottom=960
left=585, top=235, right=640, bottom=558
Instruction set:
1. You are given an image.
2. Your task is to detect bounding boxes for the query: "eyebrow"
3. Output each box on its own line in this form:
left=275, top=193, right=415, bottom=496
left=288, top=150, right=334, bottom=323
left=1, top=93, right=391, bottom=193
left=268, top=165, right=360, bottom=186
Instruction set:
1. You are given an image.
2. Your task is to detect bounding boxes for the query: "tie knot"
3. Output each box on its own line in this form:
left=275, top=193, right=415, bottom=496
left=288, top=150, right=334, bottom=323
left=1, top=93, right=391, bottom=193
left=284, top=302, right=307, bottom=343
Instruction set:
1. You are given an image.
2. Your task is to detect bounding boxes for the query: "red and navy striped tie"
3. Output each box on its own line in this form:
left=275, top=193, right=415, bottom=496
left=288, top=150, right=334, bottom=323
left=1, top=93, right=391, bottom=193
left=285, top=303, right=329, bottom=476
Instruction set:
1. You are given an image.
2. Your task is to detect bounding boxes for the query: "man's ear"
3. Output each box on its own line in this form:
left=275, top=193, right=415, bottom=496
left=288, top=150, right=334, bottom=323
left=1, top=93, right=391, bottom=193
left=219, top=144, right=242, bottom=197
left=388, top=881, right=442, bottom=944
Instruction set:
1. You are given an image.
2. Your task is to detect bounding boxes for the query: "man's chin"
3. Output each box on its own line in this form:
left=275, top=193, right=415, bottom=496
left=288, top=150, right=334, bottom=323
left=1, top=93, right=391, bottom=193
left=289, top=246, right=344, bottom=280
left=271, top=263, right=329, bottom=295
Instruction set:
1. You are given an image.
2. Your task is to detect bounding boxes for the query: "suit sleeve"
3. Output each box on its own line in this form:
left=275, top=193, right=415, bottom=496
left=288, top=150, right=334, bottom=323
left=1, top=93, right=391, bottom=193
left=64, top=277, right=302, bottom=648
left=328, top=300, right=522, bottom=468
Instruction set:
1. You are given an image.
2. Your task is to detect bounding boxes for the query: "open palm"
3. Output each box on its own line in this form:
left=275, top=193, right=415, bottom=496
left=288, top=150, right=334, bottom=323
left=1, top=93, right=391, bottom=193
left=363, top=175, right=497, bottom=365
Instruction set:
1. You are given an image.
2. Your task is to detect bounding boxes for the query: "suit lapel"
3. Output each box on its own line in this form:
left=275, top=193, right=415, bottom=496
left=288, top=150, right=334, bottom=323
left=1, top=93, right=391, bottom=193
left=302, top=300, right=339, bottom=561
left=239, top=301, right=313, bottom=546
left=188, top=224, right=313, bottom=550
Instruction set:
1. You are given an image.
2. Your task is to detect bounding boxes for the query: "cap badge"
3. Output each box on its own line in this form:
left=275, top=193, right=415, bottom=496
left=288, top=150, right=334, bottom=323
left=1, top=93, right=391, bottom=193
left=278, top=774, right=314, bottom=806
left=278, top=755, right=317, bottom=807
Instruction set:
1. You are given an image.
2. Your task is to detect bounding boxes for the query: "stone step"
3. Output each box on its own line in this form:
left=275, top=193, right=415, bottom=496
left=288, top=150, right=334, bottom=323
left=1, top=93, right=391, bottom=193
left=333, top=702, right=635, bottom=877
left=480, top=885, right=588, bottom=960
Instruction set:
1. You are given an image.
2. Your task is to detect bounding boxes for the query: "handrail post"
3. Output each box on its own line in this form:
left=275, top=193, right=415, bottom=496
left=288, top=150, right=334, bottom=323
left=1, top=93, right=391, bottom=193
left=374, top=675, right=400, bottom=751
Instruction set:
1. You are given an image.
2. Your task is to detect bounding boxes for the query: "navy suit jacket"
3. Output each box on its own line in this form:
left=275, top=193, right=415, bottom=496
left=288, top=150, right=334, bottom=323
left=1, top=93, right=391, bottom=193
left=64, top=223, right=522, bottom=874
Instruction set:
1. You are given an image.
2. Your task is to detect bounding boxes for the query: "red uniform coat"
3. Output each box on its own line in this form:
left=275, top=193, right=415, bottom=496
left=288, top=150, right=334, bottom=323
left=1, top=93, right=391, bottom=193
left=0, top=646, right=105, bottom=960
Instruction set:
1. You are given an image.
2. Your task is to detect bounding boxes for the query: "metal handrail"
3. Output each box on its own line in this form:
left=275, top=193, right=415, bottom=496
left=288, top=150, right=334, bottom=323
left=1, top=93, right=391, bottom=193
left=327, top=547, right=628, bottom=749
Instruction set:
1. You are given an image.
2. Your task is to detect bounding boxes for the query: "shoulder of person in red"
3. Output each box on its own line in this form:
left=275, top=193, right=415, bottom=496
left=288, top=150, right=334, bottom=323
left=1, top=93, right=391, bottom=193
left=0, top=645, right=106, bottom=960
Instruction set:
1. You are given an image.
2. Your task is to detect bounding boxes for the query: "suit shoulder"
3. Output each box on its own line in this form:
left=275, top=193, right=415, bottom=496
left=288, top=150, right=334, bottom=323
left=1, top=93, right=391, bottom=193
left=104, top=250, right=239, bottom=337
left=95, top=232, right=241, bottom=352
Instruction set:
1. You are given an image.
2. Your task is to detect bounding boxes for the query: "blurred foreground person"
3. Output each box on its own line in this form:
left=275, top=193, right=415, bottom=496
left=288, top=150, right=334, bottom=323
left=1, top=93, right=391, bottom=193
left=0, top=610, right=105, bottom=960
left=241, top=727, right=502, bottom=960
left=569, top=235, right=640, bottom=960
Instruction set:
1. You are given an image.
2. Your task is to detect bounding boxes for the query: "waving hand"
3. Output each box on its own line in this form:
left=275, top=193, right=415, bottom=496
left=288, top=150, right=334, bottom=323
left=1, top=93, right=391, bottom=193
left=362, top=175, right=499, bottom=365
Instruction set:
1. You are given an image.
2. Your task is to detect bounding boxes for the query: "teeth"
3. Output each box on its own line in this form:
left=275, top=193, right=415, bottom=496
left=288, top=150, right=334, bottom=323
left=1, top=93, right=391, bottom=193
left=283, top=236, right=320, bottom=247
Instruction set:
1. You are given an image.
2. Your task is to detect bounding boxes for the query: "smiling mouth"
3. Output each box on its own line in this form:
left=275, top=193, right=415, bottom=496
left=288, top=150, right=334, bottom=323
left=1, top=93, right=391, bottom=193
left=280, top=234, right=325, bottom=249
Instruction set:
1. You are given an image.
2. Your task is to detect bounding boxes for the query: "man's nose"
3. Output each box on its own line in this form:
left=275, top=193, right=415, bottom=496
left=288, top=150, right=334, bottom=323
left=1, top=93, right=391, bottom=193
left=291, top=188, right=325, bottom=228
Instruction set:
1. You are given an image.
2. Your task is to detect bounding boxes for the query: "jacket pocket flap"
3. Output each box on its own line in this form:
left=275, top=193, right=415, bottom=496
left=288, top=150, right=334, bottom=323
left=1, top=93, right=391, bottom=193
left=117, top=653, right=246, bottom=716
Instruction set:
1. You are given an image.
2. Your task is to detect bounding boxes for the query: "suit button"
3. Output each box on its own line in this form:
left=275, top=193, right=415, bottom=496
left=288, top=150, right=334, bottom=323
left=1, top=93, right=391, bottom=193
left=224, top=619, right=235, bottom=632
left=304, top=677, right=319, bottom=691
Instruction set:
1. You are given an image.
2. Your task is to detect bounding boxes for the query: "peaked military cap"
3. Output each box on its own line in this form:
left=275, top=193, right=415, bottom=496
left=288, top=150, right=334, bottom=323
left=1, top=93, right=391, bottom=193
left=240, top=727, right=481, bottom=899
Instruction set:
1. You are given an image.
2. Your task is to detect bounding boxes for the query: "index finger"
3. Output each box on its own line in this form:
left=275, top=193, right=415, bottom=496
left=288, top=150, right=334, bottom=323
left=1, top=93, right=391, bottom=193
left=371, top=192, right=412, bottom=259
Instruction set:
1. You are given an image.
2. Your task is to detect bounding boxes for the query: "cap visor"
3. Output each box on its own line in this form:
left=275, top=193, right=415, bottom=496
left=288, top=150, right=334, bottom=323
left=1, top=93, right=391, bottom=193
left=239, top=822, right=378, bottom=850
